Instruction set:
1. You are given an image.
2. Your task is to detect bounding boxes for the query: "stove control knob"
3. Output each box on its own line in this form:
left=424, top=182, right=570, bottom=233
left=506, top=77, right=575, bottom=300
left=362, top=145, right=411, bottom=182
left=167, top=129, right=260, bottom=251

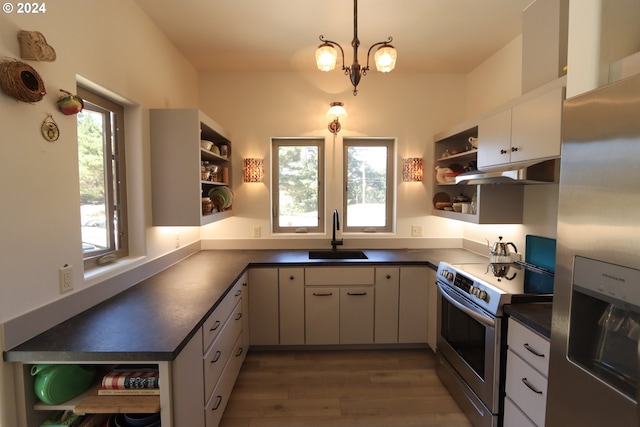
left=477, top=289, right=488, bottom=301
left=469, top=286, right=478, bottom=296
left=443, top=270, right=455, bottom=281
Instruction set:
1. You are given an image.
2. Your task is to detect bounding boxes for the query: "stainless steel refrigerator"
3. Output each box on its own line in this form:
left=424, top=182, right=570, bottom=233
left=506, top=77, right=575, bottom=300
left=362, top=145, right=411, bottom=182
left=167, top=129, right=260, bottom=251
left=546, top=73, right=640, bottom=426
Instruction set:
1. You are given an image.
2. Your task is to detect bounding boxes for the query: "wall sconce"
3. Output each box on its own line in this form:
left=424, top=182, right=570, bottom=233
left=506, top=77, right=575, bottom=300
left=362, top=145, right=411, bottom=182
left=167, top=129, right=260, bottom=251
left=243, top=158, right=264, bottom=183
left=403, top=158, right=423, bottom=182
left=327, top=101, right=347, bottom=134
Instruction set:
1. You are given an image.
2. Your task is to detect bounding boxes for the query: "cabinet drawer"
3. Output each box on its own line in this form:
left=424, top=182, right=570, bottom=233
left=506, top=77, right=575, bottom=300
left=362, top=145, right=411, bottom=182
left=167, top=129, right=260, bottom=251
left=305, top=267, right=374, bottom=285
left=203, top=300, right=243, bottom=400
left=507, top=319, right=549, bottom=376
left=205, top=333, right=244, bottom=427
left=506, top=350, right=548, bottom=427
left=203, top=279, right=243, bottom=352
left=504, top=396, right=536, bottom=427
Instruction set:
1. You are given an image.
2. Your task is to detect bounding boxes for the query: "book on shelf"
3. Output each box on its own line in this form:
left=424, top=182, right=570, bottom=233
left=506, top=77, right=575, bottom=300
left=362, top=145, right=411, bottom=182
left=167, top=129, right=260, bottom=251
left=101, top=365, right=159, bottom=390
left=97, top=388, right=160, bottom=395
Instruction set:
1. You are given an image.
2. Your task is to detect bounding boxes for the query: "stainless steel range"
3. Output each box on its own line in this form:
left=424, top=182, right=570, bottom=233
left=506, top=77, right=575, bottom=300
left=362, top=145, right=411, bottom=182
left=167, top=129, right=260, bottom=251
left=435, top=258, right=553, bottom=427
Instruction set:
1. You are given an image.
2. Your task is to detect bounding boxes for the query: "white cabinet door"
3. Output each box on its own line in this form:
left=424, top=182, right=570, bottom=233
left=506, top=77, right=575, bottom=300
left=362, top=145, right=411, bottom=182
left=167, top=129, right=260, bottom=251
left=248, top=268, right=279, bottom=345
left=398, top=267, right=429, bottom=343
left=477, top=108, right=512, bottom=169
left=426, top=268, right=438, bottom=351
left=172, top=328, right=205, bottom=427
left=240, top=272, right=250, bottom=354
left=279, top=268, right=305, bottom=345
left=511, top=87, right=563, bottom=164
left=340, top=287, right=374, bottom=344
left=305, top=287, right=339, bottom=344
left=375, top=267, right=399, bottom=343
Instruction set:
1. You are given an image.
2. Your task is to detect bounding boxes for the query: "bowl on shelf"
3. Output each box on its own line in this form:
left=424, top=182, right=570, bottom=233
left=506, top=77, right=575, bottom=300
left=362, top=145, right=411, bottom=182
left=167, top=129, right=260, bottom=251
left=452, top=202, right=463, bottom=212
left=200, top=140, right=213, bottom=151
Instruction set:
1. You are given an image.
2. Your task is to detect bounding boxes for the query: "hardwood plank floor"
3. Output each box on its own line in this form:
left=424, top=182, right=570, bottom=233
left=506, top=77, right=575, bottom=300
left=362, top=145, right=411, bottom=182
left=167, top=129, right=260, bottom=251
left=219, top=348, right=472, bottom=427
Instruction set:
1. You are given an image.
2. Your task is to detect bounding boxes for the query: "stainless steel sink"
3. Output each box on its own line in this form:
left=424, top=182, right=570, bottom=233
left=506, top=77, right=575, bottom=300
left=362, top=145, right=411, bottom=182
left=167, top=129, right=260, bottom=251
left=308, top=250, right=368, bottom=260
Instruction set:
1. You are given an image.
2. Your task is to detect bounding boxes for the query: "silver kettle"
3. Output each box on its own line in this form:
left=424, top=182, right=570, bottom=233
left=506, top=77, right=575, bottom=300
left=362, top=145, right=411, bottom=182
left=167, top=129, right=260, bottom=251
left=487, top=236, right=518, bottom=263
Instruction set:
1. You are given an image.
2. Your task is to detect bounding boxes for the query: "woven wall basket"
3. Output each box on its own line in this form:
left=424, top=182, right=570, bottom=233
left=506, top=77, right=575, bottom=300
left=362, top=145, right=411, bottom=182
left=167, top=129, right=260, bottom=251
left=0, top=60, right=46, bottom=103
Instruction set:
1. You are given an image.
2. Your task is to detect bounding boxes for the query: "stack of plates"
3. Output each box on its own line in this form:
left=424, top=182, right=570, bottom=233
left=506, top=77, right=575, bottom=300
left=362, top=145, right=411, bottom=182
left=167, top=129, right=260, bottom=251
left=208, top=186, right=233, bottom=211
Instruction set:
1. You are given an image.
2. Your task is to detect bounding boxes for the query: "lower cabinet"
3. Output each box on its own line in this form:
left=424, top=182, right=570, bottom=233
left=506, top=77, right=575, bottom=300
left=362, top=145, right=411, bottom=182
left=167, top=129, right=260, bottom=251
left=504, top=318, right=550, bottom=427
left=249, top=265, right=429, bottom=346
left=279, top=268, right=305, bottom=345
left=14, top=272, right=249, bottom=427
left=305, top=287, right=340, bottom=344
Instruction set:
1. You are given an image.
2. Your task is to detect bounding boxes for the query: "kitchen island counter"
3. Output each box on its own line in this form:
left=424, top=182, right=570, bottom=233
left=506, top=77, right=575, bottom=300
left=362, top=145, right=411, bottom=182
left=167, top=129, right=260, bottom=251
left=4, top=248, right=486, bottom=362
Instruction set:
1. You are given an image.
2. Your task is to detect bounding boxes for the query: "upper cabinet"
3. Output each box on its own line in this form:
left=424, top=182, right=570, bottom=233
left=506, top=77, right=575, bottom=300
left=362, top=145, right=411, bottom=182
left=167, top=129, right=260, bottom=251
left=150, top=109, right=233, bottom=226
left=478, top=85, right=565, bottom=170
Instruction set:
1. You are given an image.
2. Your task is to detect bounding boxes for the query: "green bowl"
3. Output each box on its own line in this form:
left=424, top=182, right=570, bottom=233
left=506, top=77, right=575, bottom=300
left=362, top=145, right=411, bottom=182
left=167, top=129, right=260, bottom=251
left=31, top=364, right=96, bottom=405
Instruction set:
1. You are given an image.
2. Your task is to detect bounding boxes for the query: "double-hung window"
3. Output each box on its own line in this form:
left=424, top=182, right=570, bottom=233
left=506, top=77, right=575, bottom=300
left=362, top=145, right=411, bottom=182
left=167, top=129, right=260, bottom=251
left=77, top=87, right=128, bottom=268
left=272, top=138, right=324, bottom=233
left=343, top=138, right=395, bottom=233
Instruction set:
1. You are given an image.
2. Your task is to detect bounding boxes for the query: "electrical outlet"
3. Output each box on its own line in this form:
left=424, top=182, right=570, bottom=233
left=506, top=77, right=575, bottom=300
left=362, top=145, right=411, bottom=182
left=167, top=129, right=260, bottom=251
left=411, top=225, right=423, bottom=237
left=253, top=226, right=261, bottom=238
left=59, top=264, right=73, bottom=294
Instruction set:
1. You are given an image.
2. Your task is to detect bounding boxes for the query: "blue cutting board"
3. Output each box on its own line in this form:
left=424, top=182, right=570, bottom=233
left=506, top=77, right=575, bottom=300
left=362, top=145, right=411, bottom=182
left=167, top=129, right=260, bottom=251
left=525, top=235, right=556, bottom=273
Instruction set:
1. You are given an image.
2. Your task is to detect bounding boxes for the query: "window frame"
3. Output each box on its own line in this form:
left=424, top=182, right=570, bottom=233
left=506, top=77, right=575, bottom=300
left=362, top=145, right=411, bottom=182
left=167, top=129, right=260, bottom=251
left=271, top=137, right=325, bottom=234
left=342, top=137, right=395, bottom=233
left=77, top=86, right=128, bottom=269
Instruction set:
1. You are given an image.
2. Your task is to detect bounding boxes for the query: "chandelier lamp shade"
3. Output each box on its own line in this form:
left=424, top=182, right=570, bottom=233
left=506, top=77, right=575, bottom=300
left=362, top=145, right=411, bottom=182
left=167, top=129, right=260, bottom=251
left=316, top=0, right=397, bottom=95
left=327, top=101, right=348, bottom=134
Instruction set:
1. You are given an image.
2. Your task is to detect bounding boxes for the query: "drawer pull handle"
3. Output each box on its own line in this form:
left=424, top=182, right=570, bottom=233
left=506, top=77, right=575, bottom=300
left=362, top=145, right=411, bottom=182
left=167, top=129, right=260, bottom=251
left=347, top=292, right=367, bottom=296
left=313, top=292, right=333, bottom=296
left=235, top=289, right=242, bottom=296
left=236, top=347, right=244, bottom=357
left=211, top=395, right=223, bottom=411
left=210, top=320, right=221, bottom=332
left=235, top=312, right=243, bottom=321
left=211, top=350, right=222, bottom=363
left=243, top=282, right=248, bottom=287
left=521, top=377, right=543, bottom=394
left=523, top=343, right=545, bottom=357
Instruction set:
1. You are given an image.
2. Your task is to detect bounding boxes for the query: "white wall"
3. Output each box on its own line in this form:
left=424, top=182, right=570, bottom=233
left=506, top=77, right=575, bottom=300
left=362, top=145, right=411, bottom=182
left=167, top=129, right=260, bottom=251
left=0, top=2, right=199, bottom=425
left=198, top=71, right=468, bottom=248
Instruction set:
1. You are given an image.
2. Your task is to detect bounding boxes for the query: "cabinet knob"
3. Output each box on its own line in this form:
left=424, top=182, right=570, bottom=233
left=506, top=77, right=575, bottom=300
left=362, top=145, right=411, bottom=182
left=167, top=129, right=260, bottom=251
left=289, top=275, right=295, bottom=280
left=511, top=146, right=519, bottom=152
left=386, top=274, right=391, bottom=279
left=500, top=149, right=508, bottom=155
left=242, top=282, right=248, bottom=287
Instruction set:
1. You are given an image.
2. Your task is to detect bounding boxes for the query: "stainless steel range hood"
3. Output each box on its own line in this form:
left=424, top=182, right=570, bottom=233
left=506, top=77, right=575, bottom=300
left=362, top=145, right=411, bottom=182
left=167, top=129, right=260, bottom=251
left=455, top=159, right=560, bottom=185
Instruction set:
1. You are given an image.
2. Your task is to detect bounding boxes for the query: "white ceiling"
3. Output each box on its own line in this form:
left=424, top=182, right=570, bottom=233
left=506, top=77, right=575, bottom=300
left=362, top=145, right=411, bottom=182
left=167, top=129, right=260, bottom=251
left=133, top=0, right=531, bottom=74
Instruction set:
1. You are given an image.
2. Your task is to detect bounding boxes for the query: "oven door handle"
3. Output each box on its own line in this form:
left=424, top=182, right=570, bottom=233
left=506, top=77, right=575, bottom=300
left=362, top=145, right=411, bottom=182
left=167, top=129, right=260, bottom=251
left=437, top=282, right=495, bottom=327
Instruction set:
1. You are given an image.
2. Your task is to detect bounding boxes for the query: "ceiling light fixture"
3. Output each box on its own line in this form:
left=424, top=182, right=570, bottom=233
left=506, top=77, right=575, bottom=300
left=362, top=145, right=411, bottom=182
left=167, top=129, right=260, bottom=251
left=327, top=101, right=347, bottom=134
left=316, top=0, right=397, bottom=96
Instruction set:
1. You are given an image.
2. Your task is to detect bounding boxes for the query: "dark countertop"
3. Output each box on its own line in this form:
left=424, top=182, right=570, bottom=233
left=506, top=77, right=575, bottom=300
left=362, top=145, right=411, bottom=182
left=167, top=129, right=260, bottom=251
left=4, top=248, right=487, bottom=363
left=505, top=302, right=553, bottom=339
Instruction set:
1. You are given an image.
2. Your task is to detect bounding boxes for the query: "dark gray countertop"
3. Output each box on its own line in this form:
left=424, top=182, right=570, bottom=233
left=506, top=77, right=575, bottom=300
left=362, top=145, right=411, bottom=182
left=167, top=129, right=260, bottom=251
left=505, top=302, right=553, bottom=339
left=4, top=248, right=487, bottom=363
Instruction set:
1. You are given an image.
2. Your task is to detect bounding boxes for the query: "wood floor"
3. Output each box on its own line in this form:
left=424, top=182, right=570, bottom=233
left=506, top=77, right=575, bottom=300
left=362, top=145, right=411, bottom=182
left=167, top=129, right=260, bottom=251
left=219, top=348, right=472, bottom=427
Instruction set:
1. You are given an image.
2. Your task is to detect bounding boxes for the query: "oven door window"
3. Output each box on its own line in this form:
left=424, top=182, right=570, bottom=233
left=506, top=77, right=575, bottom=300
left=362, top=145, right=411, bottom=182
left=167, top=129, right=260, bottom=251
left=441, top=296, right=487, bottom=378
